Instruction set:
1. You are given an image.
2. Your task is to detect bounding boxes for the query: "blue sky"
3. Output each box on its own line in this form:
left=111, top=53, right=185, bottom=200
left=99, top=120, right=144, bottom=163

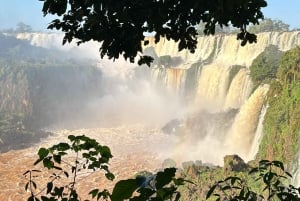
left=0, top=0, right=300, bottom=31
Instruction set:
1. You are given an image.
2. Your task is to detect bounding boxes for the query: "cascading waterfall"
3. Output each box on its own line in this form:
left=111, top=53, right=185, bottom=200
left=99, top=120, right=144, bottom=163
left=194, top=64, right=231, bottom=110
left=151, top=68, right=186, bottom=95
left=15, top=31, right=300, bottom=170
left=291, top=148, right=300, bottom=187
left=248, top=104, right=268, bottom=160
left=224, top=68, right=253, bottom=109
left=225, top=85, right=269, bottom=161
left=149, top=32, right=300, bottom=165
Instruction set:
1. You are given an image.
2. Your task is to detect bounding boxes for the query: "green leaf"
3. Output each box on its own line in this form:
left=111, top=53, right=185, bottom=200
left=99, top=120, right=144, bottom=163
left=101, top=145, right=113, bottom=158
left=33, top=158, right=43, bottom=166
left=105, top=172, right=115, bottom=181
left=136, top=187, right=155, bottom=197
left=156, top=187, right=175, bottom=199
left=111, top=179, right=139, bottom=201
left=173, top=178, right=184, bottom=186
left=206, top=184, right=217, bottom=199
left=221, top=186, right=232, bottom=191
left=46, top=182, right=53, bottom=194
left=38, top=148, right=49, bottom=159
left=31, top=181, right=37, bottom=189
left=249, top=167, right=259, bottom=174
left=259, top=160, right=271, bottom=166
left=25, top=182, right=29, bottom=191
left=63, top=171, right=69, bottom=178
left=56, top=143, right=70, bottom=151
left=97, top=189, right=110, bottom=200
left=41, top=196, right=51, bottom=201
left=174, top=192, right=181, bottom=201
left=68, top=135, right=76, bottom=141
left=89, top=189, right=99, bottom=198
left=155, top=168, right=176, bottom=189
left=272, top=160, right=284, bottom=171
left=285, top=171, right=293, bottom=178
left=53, top=155, right=61, bottom=163
left=43, top=158, right=54, bottom=169
left=27, top=196, right=35, bottom=201
left=23, top=170, right=30, bottom=176
left=138, top=56, right=154, bottom=66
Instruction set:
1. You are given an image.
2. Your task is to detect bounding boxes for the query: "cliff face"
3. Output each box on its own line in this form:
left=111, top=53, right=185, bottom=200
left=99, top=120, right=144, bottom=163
left=0, top=65, right=31, bottom=116
left=0, top=64, right=103, bottom=129
left=0, top=33, right=104, bottom=129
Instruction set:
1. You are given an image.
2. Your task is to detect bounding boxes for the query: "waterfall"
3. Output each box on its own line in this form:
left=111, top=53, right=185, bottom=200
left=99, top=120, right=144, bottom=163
left=291, top=148, right=300, bottom=187
left=146, top=32, right=300, bottom=164
left=14, top=31, right=300, bottom=165
left=248, top=104, right=268, bottom=160
left=194, top=64, right=231, bottom=111
left=224, top=68, right=253, bottom=109
left=147, top=31, right=300, bottom=68
left=225, top=85, right=269, bottom=161
left=151, top=67, right=186, bottom=95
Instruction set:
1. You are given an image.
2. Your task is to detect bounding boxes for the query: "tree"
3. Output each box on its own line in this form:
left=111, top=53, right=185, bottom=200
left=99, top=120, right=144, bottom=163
left=40, top=0, right=267, bottom=65
left=24, top=136, right=300, bottom=201
left=277, top=46, right=300, bottom=84
left=250, top=45, right=283, bottom=85
left=197, top=22, right=239, bottom=36
left=248, top=18, right=290, bottom=33
left=24, top=135, right=188, bottom=201
left=16, top=22, right=33, bottom=33
left=207, top=160, right=300, bottom=201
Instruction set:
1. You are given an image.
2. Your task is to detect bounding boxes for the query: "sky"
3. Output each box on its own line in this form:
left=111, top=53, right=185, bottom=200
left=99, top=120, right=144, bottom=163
left=0, top=0, right=300, bottom=31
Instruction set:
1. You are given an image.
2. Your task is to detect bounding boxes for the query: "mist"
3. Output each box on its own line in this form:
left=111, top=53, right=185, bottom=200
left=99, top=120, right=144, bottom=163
left=68, top=60, right=185, bottom=128
left=17, top=33, right=185, bottom=130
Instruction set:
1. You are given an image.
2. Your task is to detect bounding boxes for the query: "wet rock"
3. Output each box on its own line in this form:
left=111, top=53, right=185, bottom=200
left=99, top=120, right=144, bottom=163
left=224, top=155, right=248, bottom=172
left=161, top=119, right=183, bottom=135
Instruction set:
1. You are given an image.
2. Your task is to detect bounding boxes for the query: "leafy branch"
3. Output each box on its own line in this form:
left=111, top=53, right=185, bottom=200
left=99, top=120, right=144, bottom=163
left=24, top=135, right=189, bottom=201
left=207, top=160, right=300, bottom=201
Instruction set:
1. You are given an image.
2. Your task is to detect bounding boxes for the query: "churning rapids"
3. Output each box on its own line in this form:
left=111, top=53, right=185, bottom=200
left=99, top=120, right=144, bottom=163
left=1, top=31, right=300, bottom=200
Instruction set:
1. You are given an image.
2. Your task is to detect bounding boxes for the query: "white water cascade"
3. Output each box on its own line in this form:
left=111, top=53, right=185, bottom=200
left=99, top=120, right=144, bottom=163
left=248, top=104, right=269, bottom=160
left=148, top=31, right=300, bottom=165
left=291, top=148, right=300, bottom=187
left=15, top=31, right=300, bottom=169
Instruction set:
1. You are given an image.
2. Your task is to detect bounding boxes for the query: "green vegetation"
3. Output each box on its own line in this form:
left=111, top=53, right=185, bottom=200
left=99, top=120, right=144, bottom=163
left=250, top=45, right=283, bottom=86
left=0, top=22, right=33, bottom=33
left=0, top=59, right=103, bottom=128
left=277, top=47, right=300, bottom=84
left=0, top=33, right=104, bottom=150
left=197, top=18, right=290, bottom=36
left=24, top=135, right=187, bottom=201
left=0, top=112, right=50, bottom=152
left=207, top=160, right=299, bottom=201
left=248, top=18, right=290, bottom=33
left=254, top=47, right=300, bottom=165
left=24, top=136, right=300, bottom=201
left=40, top=0, right=267, bottom=65
left=197, top=23, right=239, bottom=36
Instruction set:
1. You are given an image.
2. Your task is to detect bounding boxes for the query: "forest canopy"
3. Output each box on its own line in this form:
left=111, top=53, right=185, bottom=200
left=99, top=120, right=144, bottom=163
left=40, top=0, right=267, bottom=65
